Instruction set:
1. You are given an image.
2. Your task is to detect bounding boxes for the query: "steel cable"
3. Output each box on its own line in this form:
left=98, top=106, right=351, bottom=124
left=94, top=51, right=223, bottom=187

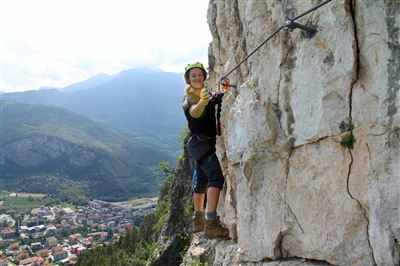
left=220, top=0, right=334, bottom=82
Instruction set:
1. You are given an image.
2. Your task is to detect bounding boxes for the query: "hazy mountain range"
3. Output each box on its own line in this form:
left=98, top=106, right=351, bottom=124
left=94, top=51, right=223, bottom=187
left=3, top=68, right=186, bottom=154
left=1, top=68, right=188, bottom=201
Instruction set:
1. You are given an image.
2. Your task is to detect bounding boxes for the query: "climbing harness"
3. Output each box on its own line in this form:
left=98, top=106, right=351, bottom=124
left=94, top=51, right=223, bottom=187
left=208, top=91, right=224, bottom=136
left=213, top=0, right=334, bottom=136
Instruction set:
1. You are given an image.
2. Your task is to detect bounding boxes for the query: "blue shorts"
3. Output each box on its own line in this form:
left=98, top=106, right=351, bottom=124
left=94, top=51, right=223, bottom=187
left=192, top=152, right=224, bottom=194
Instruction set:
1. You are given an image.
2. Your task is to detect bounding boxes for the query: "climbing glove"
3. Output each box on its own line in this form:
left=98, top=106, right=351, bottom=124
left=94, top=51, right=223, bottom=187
left=200, top=88, right=212, bottom=106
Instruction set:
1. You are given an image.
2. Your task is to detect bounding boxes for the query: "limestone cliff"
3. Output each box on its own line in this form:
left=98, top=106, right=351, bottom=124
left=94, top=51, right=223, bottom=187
left=185, top=0, right=399, bottom=265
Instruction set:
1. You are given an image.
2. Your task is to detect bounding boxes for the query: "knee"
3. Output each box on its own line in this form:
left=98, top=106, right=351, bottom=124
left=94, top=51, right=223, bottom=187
left=193, top=186, right=207, bottom=194
left=208, top=176, right=224, bottom=189
left=193, top=169, right=207, bottom=194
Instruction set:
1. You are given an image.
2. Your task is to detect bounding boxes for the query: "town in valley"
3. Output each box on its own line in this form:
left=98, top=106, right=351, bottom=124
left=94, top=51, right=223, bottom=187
left=0, top=193, right=158, bottom=265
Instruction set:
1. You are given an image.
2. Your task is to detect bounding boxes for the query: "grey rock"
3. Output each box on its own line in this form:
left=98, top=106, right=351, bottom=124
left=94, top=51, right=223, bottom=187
left=184, top=0, right=400, bottom=265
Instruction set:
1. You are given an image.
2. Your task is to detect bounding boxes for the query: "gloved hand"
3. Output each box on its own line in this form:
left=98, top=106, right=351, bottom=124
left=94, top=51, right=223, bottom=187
left=200, top=88, right=212, bottom=105
left=184, top=85, right=192, bottom=94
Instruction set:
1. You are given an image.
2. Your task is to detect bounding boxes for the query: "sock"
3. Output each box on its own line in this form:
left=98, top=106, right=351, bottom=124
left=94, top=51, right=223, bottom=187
left=206, top=211, right=217, bottom=220
left=194, top=211, right=204, bottom=218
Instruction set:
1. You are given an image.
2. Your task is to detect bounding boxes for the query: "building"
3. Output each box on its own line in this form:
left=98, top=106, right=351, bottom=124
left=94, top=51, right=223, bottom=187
left=14, top=250, right=29, bottom=262
left=45, top=236, right=58, bottom=247
left=62, top=208, right=74, bottom=216
left=36, top=248, right=49, bottom=258
left=31, top=242, right=43, bottom=252
left=98, top=224, right=107, bottom=231
left=20, top=225, right=45, bottom=234
left=76, top=246, right=87, bottom=256
left=82, top=239, right=92, bottom=249
left=19, top=256, right=45, bottom=266
left=51, top=245, right=63, bottom=254
left=87, top=232, right=107, bottom=241
left=33, top=224, right=45, bottom=233
left=19, top=226, right=29, bottom=233
left=45, top=226, right=57, bottom=235
left=0, top=239, right=12, bottom=248
left=53, top=250, right=68, bottom=261
left=68, top=233, right=81, bottom=245
left=70, top=244, right=80, bottom=254
left=59, top=258, right=70, bottom=264
left=20, top=244, right=31, bottom=252
left=20, top=217, right=29, bottom=226
left=0, top=227, right=16, bottom=239
left=9, top=242, right=20, bottom=251
left=107, top=221, right=116, bottom=228
left=0, top=256, right=8, bottom=266
left=89, top=199, right=110, bottom=209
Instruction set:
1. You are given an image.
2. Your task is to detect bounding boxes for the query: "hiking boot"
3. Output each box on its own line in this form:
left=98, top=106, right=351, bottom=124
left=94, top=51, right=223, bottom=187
left=192, top=215, right=205, bottom=233
left=204, top=217, right=229, bottom=239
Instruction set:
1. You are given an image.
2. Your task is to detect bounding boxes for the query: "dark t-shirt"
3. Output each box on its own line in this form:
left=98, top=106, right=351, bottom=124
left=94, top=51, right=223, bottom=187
left=182, top=97, right=216, bottom=138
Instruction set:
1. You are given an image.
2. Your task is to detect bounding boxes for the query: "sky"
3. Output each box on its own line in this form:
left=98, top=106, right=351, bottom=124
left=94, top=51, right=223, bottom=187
left=0, top=0, right=212, bottom=93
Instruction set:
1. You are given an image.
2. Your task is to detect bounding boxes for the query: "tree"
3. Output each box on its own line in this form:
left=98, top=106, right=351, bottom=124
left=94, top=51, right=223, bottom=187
left=121, top=230, right=131, bottom=251
left=159, top=162, right=174, bottom=176
left=127, top=228, right=139, bottom=254
left=107, top=229, right=113, bottom=241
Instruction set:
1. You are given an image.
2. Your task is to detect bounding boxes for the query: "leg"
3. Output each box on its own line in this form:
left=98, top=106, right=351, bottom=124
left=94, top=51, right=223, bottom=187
left=193, top=168, right=207, bottom=211
left=198, top=153, right=229, bottom=239
left=193, top=193, right=205, bottom=212
left=205, top=187, right=220, bottom=213
left=198, top=153, right=224, bottom=213
left=192, top=167, right=207, bottom=233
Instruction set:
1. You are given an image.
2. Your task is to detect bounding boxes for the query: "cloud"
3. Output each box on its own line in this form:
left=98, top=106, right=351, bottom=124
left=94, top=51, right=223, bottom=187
left=0, top=0, right=212, bottom=92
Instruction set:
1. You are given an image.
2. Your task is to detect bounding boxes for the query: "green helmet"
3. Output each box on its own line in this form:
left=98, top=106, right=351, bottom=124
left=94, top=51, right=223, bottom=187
left=184, top=62, right=208, bottom=83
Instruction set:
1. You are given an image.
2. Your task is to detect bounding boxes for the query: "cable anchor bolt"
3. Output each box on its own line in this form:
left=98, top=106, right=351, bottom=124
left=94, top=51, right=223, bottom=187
left=284, top=19, right=317, bottom=35
left=220, top=78, right=237, bottom=91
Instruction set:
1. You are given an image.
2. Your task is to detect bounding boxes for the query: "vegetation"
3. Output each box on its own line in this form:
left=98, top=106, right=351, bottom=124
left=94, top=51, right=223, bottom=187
left=78, top=129, right=193, bottom=265
left=77, top=163, right=176, bottom=266
left=0, top=192, right=73, bottom=212
left=2, top=68, right=186, bottom=156
left=0, top=101, right=175, bottom=200
left=340, top=118, right=356, bottom=149
left=340, top=131, right=356, bottom=149
left=6, top=175, right=89, bottom=205
left=0, top=196, right=44, bottom=211
left=185, top=257, right=209, bottom=266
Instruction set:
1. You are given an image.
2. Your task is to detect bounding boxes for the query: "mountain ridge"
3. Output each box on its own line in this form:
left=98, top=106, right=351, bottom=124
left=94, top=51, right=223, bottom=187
left=3, top=68, right=187, bottom=155
left=62, top=73, right=114, bottom=92
left=1, top=101, right=174, bottom=201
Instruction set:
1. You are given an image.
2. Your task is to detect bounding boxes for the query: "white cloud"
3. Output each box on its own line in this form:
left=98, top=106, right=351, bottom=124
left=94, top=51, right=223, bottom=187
left=0, top=0, right=212, bottom=92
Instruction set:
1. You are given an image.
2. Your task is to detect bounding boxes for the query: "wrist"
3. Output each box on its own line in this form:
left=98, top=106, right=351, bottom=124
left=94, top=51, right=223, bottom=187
left=199, top=99, right=207, bottom=105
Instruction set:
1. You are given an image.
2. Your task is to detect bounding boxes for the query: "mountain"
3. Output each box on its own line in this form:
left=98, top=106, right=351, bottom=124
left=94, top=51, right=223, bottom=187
left=3, top=68, right=187, bottom=156
left=62, top=73, right=114, bottom=92
left=37, top=86, right=60, bottom=90
left=0, top=101, right=174, bottom=201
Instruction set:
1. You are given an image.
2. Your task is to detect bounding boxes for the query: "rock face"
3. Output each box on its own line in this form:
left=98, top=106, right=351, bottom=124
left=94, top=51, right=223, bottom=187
left=195, top=0, right=399, bottom=265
